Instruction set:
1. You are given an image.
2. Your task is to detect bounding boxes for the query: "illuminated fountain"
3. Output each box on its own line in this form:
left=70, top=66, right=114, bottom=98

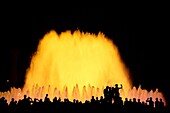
left=0, top=30, right=166, bottom=106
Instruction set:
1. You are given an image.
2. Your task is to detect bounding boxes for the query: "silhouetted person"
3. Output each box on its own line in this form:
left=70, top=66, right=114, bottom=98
left=104, top=87, right=112, bottom=104
left=155, top=98, right=159, bottom=110
left=124, top=98, right=129, bottom=106
left=9, top=98, right=17, bottom=112
left=44, top=94, right=51, bottom=112
left=114, top=84, right=122, bottom=98
left=141, top=101, right=147, bottom=111
left=154, top=98, right=166, bottom=112
left=21, top=95, right=32, bottom=107
left=73, top=99, right=76, bottom=103
left=146, top=97, right=154, bottom=111
left=137, top=98, right=141, bottom=110
left=44, top=94, right=50, bottom=103
left=104, top=86, right=109, bottom=101
left=53, top=97, right=58, bottom=104
left=110, top=87, right=115, bottom=98
left=58, top=97, right=61, bottom=102
left=31, top=98, right=40, bottom=112
left=124, top=98, right=131, bottom=112
left=159, top=98, right=165, bottom=110
left=91, top=96, right=95, bottom=104
left=95, top=97, right=100, bottom=106
left=99, top=96, right=104, bottom=104
left=115, top=97, right=123, bottom=111
left=131, top=98, right=139, bottom=111
left=37, top=99, right=43, bottom=109
left=0, top=97, right=8, bottom=112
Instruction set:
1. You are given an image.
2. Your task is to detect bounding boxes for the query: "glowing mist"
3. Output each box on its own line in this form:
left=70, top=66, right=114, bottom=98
left=23, top=30, right=132, bottom=101
left=0, top=30, right=166, bottom=106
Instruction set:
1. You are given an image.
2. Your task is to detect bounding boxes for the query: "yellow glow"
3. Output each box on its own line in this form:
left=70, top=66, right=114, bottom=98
left=0, top=30, right=166, bottom=106
left=23, top=30, right=132, bottom=101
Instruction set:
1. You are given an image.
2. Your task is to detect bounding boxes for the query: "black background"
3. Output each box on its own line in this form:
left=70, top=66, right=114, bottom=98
left=0, top=2, right=169, bottom=107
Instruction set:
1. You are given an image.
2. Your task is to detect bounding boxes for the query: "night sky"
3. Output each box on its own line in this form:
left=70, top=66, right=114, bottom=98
left=0, top=4, right=169, bottom=107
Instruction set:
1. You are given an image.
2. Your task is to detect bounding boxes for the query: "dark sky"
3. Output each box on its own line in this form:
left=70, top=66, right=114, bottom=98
left=0, top=4, right=169, bottom=106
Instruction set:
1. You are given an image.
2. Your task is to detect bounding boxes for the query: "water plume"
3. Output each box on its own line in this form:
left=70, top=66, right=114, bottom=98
left=0, top=30, right=166, bottom=106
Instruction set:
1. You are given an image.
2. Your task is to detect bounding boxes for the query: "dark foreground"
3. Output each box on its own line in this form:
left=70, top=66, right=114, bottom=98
left=0, top=84, right=169, bottom=113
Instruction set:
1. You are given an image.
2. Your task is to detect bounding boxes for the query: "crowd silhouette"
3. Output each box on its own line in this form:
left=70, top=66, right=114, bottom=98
left=0, top=84, right=168, bottom=113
